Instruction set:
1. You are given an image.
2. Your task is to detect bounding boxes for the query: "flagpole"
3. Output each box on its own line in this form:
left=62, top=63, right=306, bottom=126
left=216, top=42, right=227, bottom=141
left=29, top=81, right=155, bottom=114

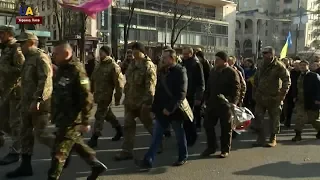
left=295, top=0, right=302, bottom=56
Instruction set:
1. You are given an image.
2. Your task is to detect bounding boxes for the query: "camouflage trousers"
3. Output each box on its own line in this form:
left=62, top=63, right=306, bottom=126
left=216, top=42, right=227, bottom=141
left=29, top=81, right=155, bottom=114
left=121, top=105, right=153, bottom=153
left=254, top=102, right=282, bottom=136
left=0, top=99, right=21, bottom=153
left=20, top=112, right=55, bottom=155
left=48, top=127, right=96, bottom=180
left=294, top=103, right=320, bottom=132
left=93, top=102, right=120, bottom=136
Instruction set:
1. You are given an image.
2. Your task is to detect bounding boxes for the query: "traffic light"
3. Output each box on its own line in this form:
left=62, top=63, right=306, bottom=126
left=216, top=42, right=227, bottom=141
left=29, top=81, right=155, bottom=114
left=258, top=40, right=262, bottom=52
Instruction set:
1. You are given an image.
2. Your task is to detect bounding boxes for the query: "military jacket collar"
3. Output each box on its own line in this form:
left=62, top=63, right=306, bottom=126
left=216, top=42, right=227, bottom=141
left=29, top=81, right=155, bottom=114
left=100, top=56, right=113, bottom=64
left=59, top=55, right=79, bottom=68
left=5, top=38, right=17, bottom=46
left=133, top=56, right=151, bottom=68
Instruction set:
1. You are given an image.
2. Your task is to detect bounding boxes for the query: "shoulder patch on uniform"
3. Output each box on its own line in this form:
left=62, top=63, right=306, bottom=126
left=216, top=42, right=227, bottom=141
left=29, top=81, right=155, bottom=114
left=80, top=78, right=89, bottom=84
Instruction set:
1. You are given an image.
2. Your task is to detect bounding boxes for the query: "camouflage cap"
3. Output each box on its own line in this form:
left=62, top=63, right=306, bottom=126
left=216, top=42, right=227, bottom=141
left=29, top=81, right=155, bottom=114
left=0, top=25, right=15, bottom=33
left=195, top=48, right=202, bottom=52
left=16, top=32, right=38, bottom=42
left=262, top=46, right=275, bottom=54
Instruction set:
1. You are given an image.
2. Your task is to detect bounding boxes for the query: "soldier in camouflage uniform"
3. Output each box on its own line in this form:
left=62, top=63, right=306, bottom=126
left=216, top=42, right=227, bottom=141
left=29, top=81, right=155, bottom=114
left=121, top=49, right=134, bottom=74
left=88, top=46, right=124, bottom=148
left=47, top=41, right=107, bottom=180
left=0, top=25, right=24, bottom=165
left=6, top=32, right=55, bottom=178
left=291, top=60, right=320, bottom=142
left=114, top=42, right=157, bottom=161
left=228, top=56, right=246, bottom=106
left=253, top=46, right=291, bottom=148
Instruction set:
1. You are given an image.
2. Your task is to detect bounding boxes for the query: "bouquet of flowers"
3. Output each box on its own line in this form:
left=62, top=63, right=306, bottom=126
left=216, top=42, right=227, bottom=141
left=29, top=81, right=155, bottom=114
left=217, top=94, right=254, bottom=134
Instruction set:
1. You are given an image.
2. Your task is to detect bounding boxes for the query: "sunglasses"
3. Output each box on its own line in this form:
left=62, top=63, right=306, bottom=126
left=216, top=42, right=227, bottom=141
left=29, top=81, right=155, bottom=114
left=262, top=52, right=270, bottom=54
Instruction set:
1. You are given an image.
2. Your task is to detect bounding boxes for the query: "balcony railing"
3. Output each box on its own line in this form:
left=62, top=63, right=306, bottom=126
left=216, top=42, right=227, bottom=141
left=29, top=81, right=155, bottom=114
left=0, top=0, right=17, bottom=13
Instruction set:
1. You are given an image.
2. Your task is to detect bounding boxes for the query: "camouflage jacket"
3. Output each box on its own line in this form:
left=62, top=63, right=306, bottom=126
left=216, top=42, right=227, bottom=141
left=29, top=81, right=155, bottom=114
left=121, top=58, right=132, bottom=74
left=233, top=66, right=247, bottom=104
left=124, top=56, right=157, bottom=109
left=20, top=47, right=52, bottom=113
left=0, top=38, right=24, bottom=100
left=91, top=56, right=124, bottom=105
left=52, top=56, right=93, bottom=128
left=254, top=58, right=291, bottom=104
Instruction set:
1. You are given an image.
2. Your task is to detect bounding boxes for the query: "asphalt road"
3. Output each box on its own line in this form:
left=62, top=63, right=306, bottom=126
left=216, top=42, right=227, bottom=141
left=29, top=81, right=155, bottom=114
left=0, top=105, right=320, bottom=180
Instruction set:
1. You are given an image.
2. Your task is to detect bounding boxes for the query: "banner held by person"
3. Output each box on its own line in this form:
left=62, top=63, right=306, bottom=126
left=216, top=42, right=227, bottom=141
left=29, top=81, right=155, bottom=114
left=57, top=0, right=112, bottom=18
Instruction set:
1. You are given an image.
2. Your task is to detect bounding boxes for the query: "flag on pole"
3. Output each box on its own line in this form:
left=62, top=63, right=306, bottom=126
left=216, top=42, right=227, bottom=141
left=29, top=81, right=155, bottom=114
left=57, top=0, right=112, bottom=18
left=280, top=31, right=292, bottom=59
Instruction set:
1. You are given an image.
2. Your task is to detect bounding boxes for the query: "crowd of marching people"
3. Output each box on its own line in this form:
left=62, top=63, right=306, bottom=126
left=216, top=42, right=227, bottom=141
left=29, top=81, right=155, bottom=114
left=1, top=23, right=320, bottom=179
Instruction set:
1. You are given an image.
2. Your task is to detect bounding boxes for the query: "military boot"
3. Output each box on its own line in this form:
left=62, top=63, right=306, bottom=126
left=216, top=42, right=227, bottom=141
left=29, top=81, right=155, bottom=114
left=0, top=152, right=19, bottom=165
left=316, top=131, right=320, bottom=139
left=111, top=125, right=123, bottom=141
left=114, top=151, right=133, bottom=161
left=0, top=135, right=4, bottom=148
left=252, top=132, right=266, bottom=147
left=292, top=130, right=302, bottom=142
left=6, top=154, right=33, bottom=178
left=200, top=148, right=216, bottom=158
left=266, top=134, right=277, bottom=147
left=87, top=159, right=107, bottom=180
left=88, top=134, right=99, bottom=148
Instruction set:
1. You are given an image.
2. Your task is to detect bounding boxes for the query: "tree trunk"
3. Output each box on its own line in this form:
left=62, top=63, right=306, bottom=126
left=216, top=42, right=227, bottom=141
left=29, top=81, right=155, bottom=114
left=79, top=13, right=86, bottom=63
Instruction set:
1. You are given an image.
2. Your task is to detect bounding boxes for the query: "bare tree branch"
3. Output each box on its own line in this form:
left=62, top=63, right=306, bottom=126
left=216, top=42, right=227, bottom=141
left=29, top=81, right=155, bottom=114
left=173, top=17, right=193, bottom=45
left=123, top=0, right=136, bottom=57
left=170, top=0, right=196, bottom=48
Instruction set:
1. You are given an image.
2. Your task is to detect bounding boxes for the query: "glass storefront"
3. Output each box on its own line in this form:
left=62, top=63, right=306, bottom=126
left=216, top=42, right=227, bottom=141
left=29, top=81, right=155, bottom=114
left=0, top=15, right=19, bottom=30
left=116, top=10, right=229, bottom=48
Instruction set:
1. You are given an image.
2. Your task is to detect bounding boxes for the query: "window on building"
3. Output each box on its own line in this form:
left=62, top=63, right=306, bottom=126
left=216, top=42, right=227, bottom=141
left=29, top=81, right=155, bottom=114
left=189, top=22, right=202, bottom=32
left=284, top=0, right=292, bottom=3
left=139, top=14, right=155, bottom=27
left=265, top=30, right=268, bottom=36
left=47, top=15, right=51, bottom=25
left=53, top=30, right=57, bottom=40
left=157, top=17, right=172, bottom=29
left=47, top=0, right=51, bottom=10
left=53, top=0, right=57, bottom=9
left=53, top=14, right=56, bottom=24
left=208, top=36, right=215, bottom=46
left=205, top=8, right=216, bottom=18
left=201, top=35, right=207, bottom=45
left=128, top=29, right=138, bottom=41
left=42, top=16, right=46, bottom=26
left=42, top=1, right=45, bottom=11
left=244, top=1, right=248, bottom=8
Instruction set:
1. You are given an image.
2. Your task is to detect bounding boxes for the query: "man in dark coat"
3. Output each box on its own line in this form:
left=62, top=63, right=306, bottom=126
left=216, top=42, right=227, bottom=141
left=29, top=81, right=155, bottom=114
left=181, top=47, right=205, bottom=146
left=135, top=49, right=188, bottom=169
left=201, top=51, right=241, bottom=158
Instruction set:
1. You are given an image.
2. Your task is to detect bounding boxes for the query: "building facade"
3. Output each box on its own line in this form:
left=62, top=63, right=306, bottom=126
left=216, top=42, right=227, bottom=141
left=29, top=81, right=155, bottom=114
left=236, top=0, right=319, bottom=58
left=111, top=0, right=236, bottom=60
left=0, top=0, right=19, bottom=30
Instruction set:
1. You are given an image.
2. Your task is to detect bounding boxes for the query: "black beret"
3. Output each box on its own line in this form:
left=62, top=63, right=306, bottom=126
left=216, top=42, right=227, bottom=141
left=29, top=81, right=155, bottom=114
left=215, top=51, right=228, bottom=62
left=100, top=46, right=112, bottom=56
left=131, top=42, right=145, bottom=54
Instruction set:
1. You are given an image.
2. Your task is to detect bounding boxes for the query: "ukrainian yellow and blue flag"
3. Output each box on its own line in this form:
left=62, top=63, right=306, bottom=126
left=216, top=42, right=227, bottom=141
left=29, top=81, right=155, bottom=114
left=280, top=31, right=293, bottom=59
